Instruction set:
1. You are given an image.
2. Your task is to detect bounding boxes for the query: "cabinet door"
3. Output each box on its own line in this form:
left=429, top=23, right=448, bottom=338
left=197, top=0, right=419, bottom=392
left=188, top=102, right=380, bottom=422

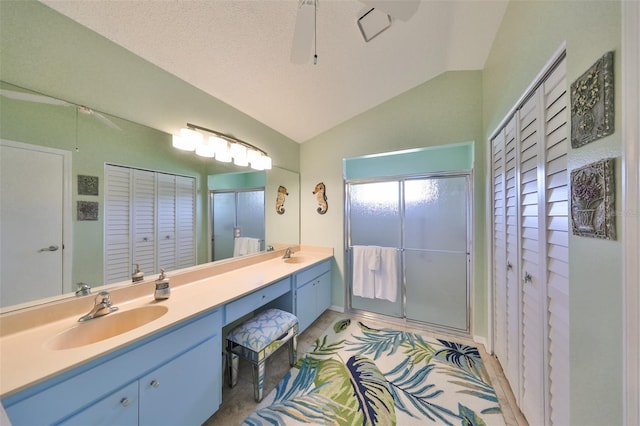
left=316, top=272, right=331, bottom=317
left=63, top=381, right=138, bottom=426
left=139, top=337, right=220, bottom=426
left=296, top=281, right=316, bottom=332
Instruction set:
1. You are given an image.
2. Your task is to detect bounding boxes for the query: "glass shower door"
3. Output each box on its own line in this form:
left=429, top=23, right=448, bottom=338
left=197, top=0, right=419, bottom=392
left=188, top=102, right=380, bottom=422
left=404, top=176, right=469, bottom=330
left=212, top=190, right=265, bottom=261
left=348, top=180, right=402, bottom=318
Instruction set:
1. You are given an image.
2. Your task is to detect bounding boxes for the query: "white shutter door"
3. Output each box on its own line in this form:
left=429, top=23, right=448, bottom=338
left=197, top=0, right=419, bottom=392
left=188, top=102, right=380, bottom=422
left=519, top=90, right=547, bottom=426
left=132, top=169, right=156, bottom=275
left=492, top=129, right=508, bottom=368
left=157, top=173, right=177, bottom=272
left=543, top=57, right=570, bottom=426
left=104, top=165, right=131, bottom=284
left=176, top=175, right=196, bottom=269
left=504, top=116, right=521, bottom=396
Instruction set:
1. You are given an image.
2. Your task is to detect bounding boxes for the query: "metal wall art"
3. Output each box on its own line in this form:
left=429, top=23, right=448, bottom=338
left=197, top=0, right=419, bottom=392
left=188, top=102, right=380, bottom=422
left=570, top=158, right=616, bottom=239
left=313, top=182, right=328, bottom=214
left=276, top=185, right=288, bottom=215
left=77, top=201, right=99, bottom=221
left=78, top=175, right=99, bottom=195
left=570, top=51, right=614, bottom=148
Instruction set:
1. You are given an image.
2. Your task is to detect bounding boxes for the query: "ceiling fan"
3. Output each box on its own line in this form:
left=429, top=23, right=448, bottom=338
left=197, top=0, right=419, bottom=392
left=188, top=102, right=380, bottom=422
left=290, top=0, right=420, bottom=64
left=0, top=88, right=121, bottom=131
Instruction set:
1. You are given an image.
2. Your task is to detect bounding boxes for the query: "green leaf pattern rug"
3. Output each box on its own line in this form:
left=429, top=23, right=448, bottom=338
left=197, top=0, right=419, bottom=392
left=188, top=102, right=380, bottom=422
left=244, top=319, right=506, bottom=425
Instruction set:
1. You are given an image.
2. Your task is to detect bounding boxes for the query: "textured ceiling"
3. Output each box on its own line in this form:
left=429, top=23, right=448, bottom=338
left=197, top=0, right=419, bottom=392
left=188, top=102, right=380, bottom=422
left=41, top=0, right=508, bottom=143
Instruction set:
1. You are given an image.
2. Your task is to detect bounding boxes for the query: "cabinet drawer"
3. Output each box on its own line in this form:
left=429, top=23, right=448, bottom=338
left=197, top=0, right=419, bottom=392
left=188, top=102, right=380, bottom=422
left=224, top=277, right=291, bottom=325
left=295, top=260, right=331, bottom=288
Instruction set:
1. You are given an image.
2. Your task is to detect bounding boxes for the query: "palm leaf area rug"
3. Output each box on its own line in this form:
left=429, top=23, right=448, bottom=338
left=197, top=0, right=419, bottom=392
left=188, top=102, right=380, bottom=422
left=243, top=318, right=506, bottom=426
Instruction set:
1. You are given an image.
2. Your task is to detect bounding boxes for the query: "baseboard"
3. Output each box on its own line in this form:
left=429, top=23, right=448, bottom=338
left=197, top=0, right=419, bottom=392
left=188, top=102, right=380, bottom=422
left=473, top=335, right=488, bottom=349
left=328, top=305, right=345, bottom=313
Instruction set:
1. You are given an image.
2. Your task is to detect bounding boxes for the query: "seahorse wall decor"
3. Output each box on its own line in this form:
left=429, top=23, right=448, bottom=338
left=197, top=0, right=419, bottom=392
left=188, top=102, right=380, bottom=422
left=313, top=182, right=328, bottom=214
left=276, top=185, right=288, bottom=215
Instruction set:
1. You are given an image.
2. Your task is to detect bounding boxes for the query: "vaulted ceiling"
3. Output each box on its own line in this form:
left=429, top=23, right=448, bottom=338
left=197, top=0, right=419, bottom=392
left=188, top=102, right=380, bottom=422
left=42, top=0, right=508, bottom=143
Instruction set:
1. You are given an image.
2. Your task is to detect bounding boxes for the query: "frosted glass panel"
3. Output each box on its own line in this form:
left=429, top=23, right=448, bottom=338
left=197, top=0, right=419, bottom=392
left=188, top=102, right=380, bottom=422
left=349, top=181, right=400, bottom=247
left=237, top=190, right=265, bottom=246
left=405, top=250, right=468, bottom=330
left=404, top=177, right=468, bottom=251
left=349, top=181, right=402, bottom=317
left=212, top=192, right=235, bottom=260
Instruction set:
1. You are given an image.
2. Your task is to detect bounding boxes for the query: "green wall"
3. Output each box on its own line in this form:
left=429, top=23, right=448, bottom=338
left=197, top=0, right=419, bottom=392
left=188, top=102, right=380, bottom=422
left=483, top=1, right=622, bottom=424
left=300, top=70, right=486, bottom=334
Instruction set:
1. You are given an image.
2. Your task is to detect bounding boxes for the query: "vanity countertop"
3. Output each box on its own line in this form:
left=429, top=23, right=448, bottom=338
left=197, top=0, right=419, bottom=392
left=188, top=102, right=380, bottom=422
left=0, top=246, right=332, bottom=398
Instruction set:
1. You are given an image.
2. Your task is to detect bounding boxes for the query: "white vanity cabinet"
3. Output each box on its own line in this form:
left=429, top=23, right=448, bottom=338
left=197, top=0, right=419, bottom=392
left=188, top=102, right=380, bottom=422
left=3, top=309, right=221, bottom=426
left=294, top=260, right=332, bottom=332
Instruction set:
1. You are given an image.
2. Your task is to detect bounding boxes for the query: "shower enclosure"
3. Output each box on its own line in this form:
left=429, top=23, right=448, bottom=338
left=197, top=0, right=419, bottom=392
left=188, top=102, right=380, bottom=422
left=345, top=173, right=471, bottom=332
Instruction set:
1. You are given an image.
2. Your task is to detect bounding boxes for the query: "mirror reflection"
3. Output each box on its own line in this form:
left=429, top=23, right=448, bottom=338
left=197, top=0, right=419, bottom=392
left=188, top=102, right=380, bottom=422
left=0, top=81, right=300, bottom=311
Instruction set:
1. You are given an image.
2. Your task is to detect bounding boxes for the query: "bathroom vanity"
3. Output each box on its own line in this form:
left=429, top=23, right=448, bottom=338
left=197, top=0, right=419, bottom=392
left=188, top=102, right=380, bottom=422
left=0, top=247, right=332, bottom=425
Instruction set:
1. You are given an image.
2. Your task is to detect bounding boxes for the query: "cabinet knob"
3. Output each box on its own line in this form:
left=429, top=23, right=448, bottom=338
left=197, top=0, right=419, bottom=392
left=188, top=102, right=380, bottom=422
left=165, top=235, right=171, bottom=239
left=524, top=271, right=532, bottom=283
left=143, top=237, right=148, bottom=242
left=150, top=379, right=160, bottom=388
left=120, top=397, right=131, bottom=407
left=507, top=261, right=513, bottom=270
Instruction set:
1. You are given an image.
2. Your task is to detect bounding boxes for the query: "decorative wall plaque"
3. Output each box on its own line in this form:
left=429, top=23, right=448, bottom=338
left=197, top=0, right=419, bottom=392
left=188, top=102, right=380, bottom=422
left=78, top=175, right=99, bottom=195
left=570, top=51, right=614, bottom=148
left=313, top=182, right=328, bottom=214
left=276, top=185, right=288, bottom=215
left=570, top=158, right=616, bottom=239
left=77, top=201, right=99, bottom=221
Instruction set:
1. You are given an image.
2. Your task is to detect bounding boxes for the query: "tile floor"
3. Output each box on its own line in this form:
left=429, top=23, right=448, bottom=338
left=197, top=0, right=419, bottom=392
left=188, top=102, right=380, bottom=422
left=204, top=310, right=528, bottom=425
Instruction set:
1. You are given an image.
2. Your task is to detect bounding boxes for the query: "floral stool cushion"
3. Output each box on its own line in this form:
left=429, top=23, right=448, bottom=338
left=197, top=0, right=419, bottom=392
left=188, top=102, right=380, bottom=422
left=226, top=308, right=298, bottom=402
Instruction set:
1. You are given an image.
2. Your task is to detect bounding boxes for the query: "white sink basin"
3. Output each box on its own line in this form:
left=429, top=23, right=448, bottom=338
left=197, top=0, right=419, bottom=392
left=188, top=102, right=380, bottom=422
left=46, top=305, right=168, bottom=350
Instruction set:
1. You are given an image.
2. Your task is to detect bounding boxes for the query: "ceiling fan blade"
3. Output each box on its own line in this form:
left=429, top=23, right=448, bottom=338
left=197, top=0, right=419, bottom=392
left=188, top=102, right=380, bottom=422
left=0, top=89, right=72, bottom=107
left=91, top=111, right=121, bottom=131
left=78, top=106, right=121, bottom=131
left=290, top=0, right=316, bottom=64
left=359, top=0, right=419, bottom=21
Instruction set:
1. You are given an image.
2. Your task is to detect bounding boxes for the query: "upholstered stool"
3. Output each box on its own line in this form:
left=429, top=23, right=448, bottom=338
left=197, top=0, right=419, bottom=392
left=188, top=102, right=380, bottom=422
left=226, top=308, right=298, bottom=402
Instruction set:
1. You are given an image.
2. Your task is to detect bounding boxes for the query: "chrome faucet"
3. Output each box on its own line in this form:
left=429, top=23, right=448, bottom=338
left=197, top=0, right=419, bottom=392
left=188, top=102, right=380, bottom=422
left=282, top=247, right=294, bottom=259
left=75, top=282, right=91, bottom=297
left=78, top=291, right=118, bottom=322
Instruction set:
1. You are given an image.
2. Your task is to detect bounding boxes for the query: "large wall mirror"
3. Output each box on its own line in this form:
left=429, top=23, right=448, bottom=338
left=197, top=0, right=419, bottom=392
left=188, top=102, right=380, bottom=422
left=0, top=81, right=300, bottom=312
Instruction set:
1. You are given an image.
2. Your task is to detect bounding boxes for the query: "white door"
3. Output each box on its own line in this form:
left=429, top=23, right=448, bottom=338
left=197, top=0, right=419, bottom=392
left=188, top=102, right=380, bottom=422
left=0, top=141, right=69, bottom=307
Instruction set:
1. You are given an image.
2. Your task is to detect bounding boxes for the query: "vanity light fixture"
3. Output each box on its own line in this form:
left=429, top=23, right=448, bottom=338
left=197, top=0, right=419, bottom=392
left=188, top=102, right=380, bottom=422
left=172, top=123, right=272, bottom=170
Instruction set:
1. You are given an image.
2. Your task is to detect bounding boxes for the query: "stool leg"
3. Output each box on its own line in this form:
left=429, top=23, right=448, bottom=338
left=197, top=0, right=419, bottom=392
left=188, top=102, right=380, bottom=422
left=289, top=334, right=298, bottom=366
left=252, top=361, right=266, bottom=402
left=227, top=340, right=235, bottom=388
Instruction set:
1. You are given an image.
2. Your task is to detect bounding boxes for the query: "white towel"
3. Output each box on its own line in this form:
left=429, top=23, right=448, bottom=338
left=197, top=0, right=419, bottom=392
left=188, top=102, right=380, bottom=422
left=233, top=237, right=261, bottom=256
left=352, top=246, right=377, bottom=299
left=373, top=247, right=399, bottom=302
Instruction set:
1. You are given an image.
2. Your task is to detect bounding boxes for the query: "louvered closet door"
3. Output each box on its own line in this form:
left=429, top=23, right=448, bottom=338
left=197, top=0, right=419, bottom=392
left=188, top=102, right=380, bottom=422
left=492, top=129, right=508, bottom=369
left=157, top=173, right=177, bottom=272
left=176, top=175, right=196, bottom=268
left=518, top=89, right=546, bottom=426
left=543, top=57, right=570, bottom=426
left=104, top=165, right=131, bottom=283
left=132, top=169, right=157, bottom=276
left=492, top=54, right=568, bottom=426
left=504, top=116, right=521, bottom=395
